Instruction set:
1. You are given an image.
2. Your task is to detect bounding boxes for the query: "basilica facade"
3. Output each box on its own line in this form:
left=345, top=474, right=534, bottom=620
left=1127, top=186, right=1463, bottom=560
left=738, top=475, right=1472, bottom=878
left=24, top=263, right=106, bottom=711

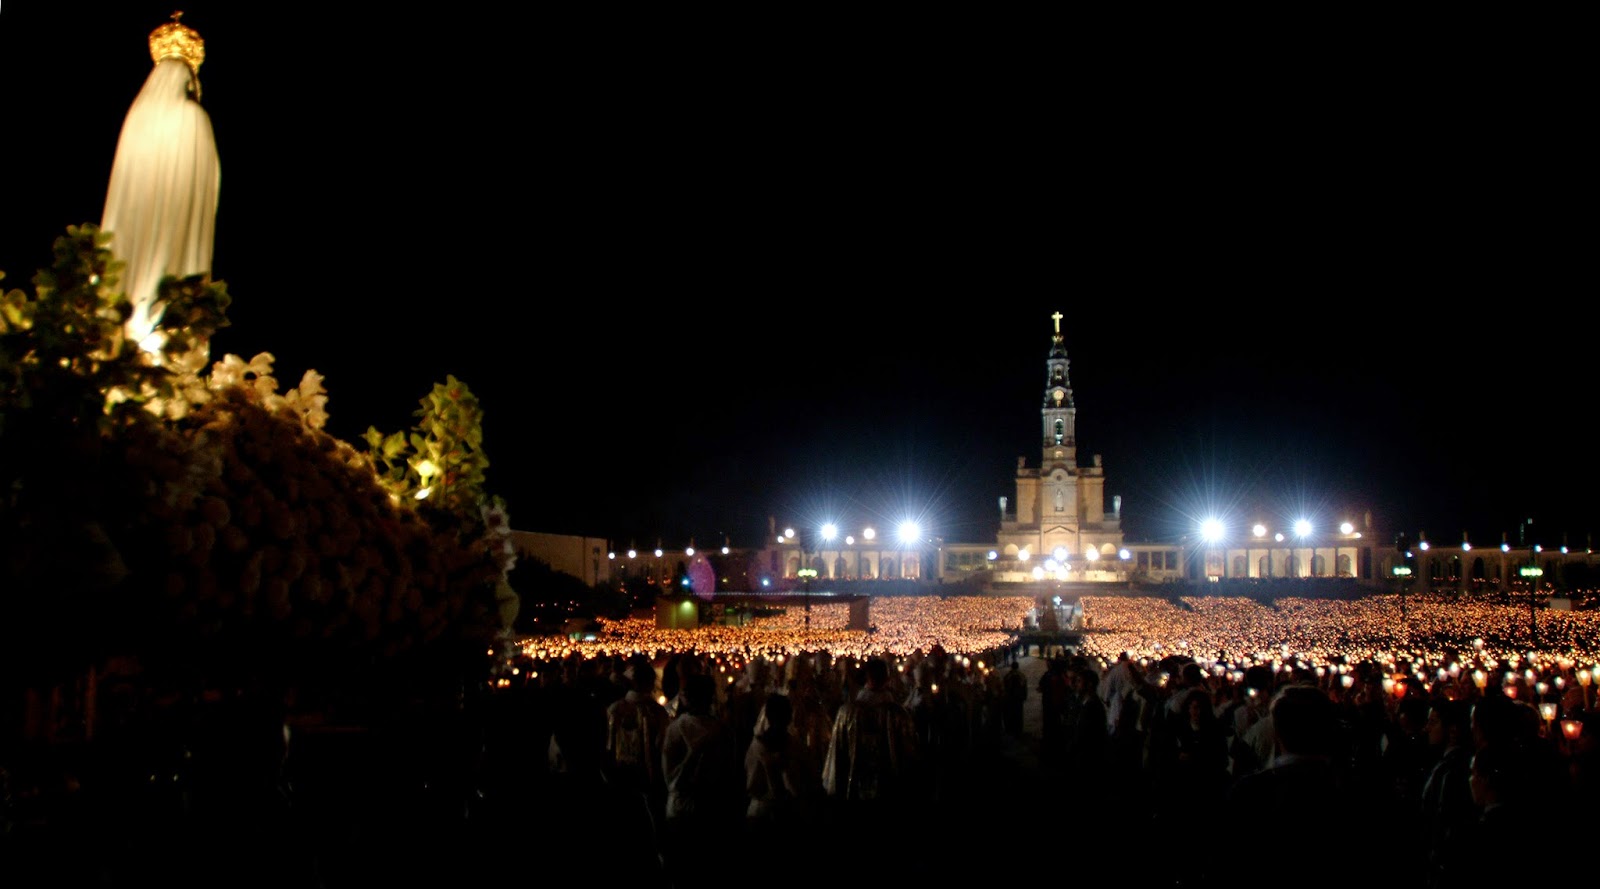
left=988, top=311, right=1127, bottom=583
left=602, top=312, right=1594, bottom=596
left=764, top=311, right=1172, bottom=589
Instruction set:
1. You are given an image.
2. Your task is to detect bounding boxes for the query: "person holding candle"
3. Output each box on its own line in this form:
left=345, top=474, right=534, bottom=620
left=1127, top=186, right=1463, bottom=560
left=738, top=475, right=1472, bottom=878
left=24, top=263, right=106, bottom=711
left=1064, top=664, right=1110, bottom=785
left=1097, top=651, right=1139, bottom=734
left=1418, top=699, right=1475, bottom=889
left=603, top=658, right=672, bottom=842
left=660, top=651, right=699, bottom=718
left=744, top=691, right=823, bottom=836
left=725, top=657, right=774, bottom=758
left=784, top=675, right=834, bottom=766
left=821, top=657, right=920, bottom=816
left=904, top=660, right=946, bottom=756
left=1229, top=665, right=1275, bottom=777
left=1344, top=670, right=1402, bottom=807
left=1381, top=695, right=1434, bottom=813
left=1106, top=655, right=1156, bottom=788
left=1002, top=660, right=1029, bottom=740
left=1163, top=661, right=1209, bottom=719
left=1037, top=656, right=1071, bottom=753
left=1222, top=684, right=1360, bottom=889
left=1464, top=740, right=1577, bottom=882
left=659, top=673, right=742, bottom=886
left=1166, top=684, right=1228, bottom=811
left=1238, top=689, right=1280, bottom=777
left=547, top=654, right=607, bottom=791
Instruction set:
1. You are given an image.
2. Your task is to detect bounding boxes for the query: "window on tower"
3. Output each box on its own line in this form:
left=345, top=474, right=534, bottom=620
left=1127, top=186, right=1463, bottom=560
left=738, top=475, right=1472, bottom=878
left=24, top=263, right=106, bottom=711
left=1054, top=419, right=1065, bottom=443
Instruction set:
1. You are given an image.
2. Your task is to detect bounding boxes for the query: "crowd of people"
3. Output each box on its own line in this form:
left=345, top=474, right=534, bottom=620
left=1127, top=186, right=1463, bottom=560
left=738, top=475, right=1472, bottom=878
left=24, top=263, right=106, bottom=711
left=485, top=643, right=1015, bottom=885
left=473, top=624, right=1597, bottom=887
left=5, top=591, right=1599, bottom=886
left=1046, top=648, right=1592, bottom=887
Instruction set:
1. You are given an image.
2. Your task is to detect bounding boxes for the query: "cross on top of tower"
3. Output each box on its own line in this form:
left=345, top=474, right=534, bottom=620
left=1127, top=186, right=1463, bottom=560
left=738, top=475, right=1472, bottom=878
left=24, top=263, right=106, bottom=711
left=1051, top=311, right=1064, bottom=334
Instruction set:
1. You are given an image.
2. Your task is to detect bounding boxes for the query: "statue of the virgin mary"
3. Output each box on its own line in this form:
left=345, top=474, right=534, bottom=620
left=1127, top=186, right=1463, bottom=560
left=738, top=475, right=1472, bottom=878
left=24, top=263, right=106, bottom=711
left=100, top=11, right=220, bottom=355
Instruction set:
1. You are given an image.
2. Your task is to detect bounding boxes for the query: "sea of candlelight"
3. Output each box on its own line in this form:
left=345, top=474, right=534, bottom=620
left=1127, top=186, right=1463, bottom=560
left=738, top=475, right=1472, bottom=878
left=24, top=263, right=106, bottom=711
left=505, top=593, right=1600, bottom=698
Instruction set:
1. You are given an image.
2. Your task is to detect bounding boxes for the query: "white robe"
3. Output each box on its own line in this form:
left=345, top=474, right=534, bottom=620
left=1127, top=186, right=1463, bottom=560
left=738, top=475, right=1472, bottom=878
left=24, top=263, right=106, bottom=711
left=100, top=57, right=220, bottom=347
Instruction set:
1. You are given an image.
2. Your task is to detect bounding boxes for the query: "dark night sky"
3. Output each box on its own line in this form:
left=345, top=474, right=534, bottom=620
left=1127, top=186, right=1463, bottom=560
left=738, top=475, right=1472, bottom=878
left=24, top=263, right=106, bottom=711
left=3, top=4, right=1591, bottom=553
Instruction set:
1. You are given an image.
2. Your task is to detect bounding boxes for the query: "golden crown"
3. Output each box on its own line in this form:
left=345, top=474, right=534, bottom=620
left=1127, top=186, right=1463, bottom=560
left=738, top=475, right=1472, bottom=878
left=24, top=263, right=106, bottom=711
left=148, top=11, right=205, bottom=74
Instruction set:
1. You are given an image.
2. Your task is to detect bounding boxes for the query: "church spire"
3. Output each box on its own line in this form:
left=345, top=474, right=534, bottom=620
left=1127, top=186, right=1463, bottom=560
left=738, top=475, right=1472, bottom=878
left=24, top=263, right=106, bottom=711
left=1041, top=311, right=1076, bottom=465
left=1045, top=312, right=1073, bottom=405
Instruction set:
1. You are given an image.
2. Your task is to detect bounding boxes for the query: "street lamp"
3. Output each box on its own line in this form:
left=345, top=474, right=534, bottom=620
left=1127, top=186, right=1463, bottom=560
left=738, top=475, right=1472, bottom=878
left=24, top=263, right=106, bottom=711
left=803, top=523, right=837, bottom=633
left=1201, top=518, right=1224, bottom=580
left=1519, top=562, right=1544, bottom=648
left=1294, top=519, right=1313, bottom=577
left=797, top=566, right=818, bottom=632
left=1394, top=532, right=1412, bottom=622
left=1393, top=564, right=1413, bottom=625
left=821, top=523, right=838, bottom=580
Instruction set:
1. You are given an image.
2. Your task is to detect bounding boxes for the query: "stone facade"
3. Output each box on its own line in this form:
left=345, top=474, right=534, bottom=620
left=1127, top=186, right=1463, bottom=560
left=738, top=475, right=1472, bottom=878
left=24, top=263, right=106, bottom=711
left=508, top=530, right=613, bottom=587
left=991, top=311, right=1126, bottom=583
left=517, top=313, right=1598, bottom=597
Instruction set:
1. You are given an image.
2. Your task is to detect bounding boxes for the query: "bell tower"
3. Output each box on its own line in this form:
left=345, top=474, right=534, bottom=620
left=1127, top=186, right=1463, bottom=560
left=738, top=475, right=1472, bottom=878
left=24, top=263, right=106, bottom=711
left=1042, top=310, right=1076, bottom=470
left=995, top=310, right=1122, bottom=578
